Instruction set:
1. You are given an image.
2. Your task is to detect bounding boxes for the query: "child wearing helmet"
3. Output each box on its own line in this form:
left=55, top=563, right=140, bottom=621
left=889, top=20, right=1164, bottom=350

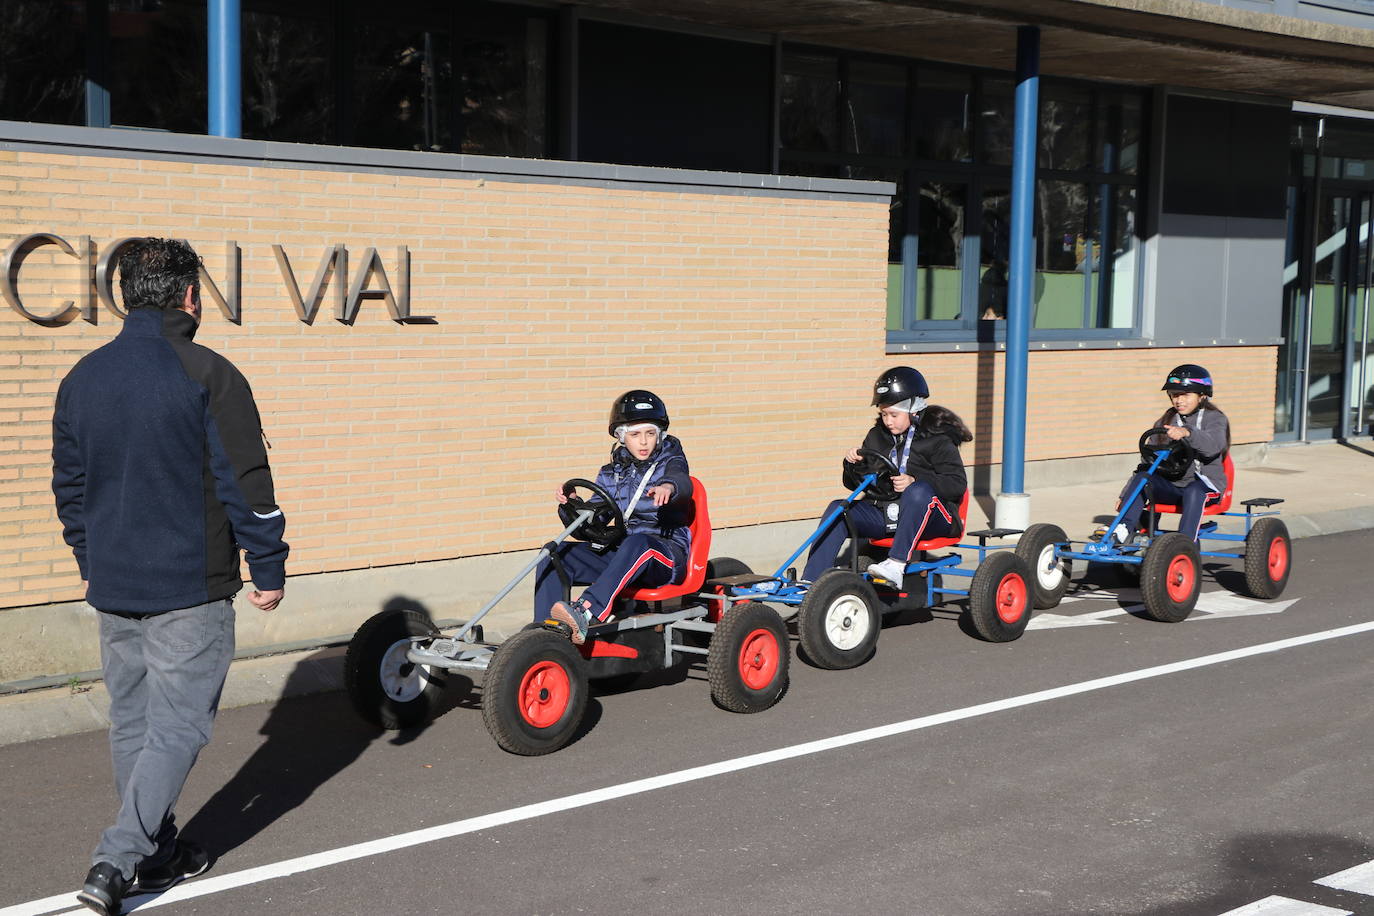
left=801, top=366, right=972, bottom=585
left=535, top=390, right=694, bottom=644
left=1104, top=364, right=1231, bottom=544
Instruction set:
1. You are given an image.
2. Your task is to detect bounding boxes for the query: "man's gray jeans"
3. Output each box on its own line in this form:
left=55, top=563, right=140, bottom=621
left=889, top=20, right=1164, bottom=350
left=94, top=598, right=235, bottom=879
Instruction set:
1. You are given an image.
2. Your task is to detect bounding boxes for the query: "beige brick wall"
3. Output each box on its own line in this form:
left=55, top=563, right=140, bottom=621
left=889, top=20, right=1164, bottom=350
left=0, top=145, right=1277, bottom=616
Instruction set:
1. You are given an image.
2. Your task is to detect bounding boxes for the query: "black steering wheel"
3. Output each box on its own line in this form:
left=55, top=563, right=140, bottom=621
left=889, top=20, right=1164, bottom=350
left=557, top=478, right=627, bottom=547
left=855, top=447, right=901, bottom=502
left=1137, top=427, right=1196, bottom=481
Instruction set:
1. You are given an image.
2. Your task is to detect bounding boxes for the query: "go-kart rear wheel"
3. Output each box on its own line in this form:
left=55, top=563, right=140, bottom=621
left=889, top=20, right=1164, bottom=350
left=482, top=628, right=589, bottom=756
left=967, top=551, right=1033, bottom=642
left=1244, top=517, right=1291, bottom=599
left=1015, top=523, right=1071, bottom=609
left=344, top=609, right=446, bottom=730
left=796, top=569, right=880, bottom=669
left=705, top=557, right=753, bottom=580
left=1139, top=532, right=1201, bottom=622
left=708, top=602, right=789, bottom=713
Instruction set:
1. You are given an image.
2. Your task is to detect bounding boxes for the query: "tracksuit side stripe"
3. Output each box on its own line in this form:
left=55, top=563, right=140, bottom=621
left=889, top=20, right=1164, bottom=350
left=904, top=497, right=953, bottom=561
left=600, top=549, right=675, bottom=620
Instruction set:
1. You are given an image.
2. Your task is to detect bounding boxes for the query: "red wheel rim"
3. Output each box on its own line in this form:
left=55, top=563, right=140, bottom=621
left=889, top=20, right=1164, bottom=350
left=1267, top=537, right=1289, bottom=581
left=996, top=573, right=1028, bottom=624
left=517, top=660, right=571, bottom=728
left=737, top=628, right=780, bottom=691
left=1165, top=554, right=1196, bottom=602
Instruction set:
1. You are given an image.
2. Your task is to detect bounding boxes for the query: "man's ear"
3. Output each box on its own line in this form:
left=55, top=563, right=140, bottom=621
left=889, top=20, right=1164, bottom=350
left=181, top=284, right=196, bottom=311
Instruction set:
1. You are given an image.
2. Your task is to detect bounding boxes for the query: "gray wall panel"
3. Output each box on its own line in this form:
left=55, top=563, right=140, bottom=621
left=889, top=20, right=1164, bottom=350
left=1154, top=213, right=1284, bottom=343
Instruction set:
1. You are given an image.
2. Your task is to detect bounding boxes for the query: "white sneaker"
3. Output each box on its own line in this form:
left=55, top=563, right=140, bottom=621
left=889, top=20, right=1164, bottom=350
left=866, top=557, right=907, bottom=583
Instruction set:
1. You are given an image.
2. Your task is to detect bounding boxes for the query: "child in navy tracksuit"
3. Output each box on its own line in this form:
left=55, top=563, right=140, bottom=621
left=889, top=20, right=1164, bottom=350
left=801, top=367, right=971, bottom=585
left=536, top=390, right=693, bottom=644
left=1106, top=363, right=1231, bottom=544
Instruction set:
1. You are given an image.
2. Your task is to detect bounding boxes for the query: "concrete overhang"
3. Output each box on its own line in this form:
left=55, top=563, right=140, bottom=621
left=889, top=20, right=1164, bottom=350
left=575, top=0, right=1374, bottom=108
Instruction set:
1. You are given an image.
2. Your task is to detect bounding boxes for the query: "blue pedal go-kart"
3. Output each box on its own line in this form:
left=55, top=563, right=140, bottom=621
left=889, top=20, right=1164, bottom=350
left=1015, top=428, right=1291, bottom=622
left=343, top=476, right=790, bottom=756
left=713, top=449, right=1033, bottom=670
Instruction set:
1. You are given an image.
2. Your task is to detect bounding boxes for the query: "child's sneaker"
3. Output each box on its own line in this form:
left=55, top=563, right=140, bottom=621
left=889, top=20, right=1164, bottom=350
left=1091, top=524, right=1132, bottom=546
left=549, top=600, right=595, bottom=645
left=866, top=557, right=907, bottom=584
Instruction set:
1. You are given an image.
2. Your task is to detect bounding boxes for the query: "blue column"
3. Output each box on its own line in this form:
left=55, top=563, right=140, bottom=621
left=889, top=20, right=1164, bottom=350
left=208, top=0, right=242, bottom=138
left=1000, top=26, right=1039, bottom=503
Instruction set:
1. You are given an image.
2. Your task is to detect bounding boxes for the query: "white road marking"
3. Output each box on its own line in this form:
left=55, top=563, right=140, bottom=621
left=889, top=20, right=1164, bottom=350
left=1216, top=896, right=1351, bottom=915
left=1027, top=592, right=1299, bottom=630
left=6, top=620, right=1374, bottom=916
left=1316, top=859, right=1374, bottom=895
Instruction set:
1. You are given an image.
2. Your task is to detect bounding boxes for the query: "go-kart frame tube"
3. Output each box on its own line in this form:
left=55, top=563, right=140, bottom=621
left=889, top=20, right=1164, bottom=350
left=768, top=472, right=880, bottom=580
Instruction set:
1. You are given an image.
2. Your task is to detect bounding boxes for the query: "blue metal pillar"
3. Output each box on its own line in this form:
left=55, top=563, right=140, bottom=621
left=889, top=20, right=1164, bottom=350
left=208, top=0, right=242, bottom=138
left=996, top=25, right=1039, bottom=530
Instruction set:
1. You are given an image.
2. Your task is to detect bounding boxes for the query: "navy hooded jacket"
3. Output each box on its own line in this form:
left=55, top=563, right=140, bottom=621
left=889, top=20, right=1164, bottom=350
left=593, top=434, right=693, bottom=553
left=52, top=307, right=288, bottom=613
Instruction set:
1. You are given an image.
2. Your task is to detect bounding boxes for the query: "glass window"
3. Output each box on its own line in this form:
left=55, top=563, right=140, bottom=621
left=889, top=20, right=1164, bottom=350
left=781, top=51, right=838, bottom=153
left=916, top=182, right=966, bottom=321
left=354, top=17, right=453, bottom=152
left=980, top=187, right=1010, bottom=321
left=1034, top=180, right=1092, bottom=329
left=1039, top=83, right=1091, bottom=172
left=1097, top=90, right=1142, bottom=175
left=458, top=7, right=548, bottom=158
left=109, top=0, right=207, bottom=134
left=844, top=60, right=907, bottom=157
left=243, top=7, right=333, bottom=144
left=979, top=77, right=1014, bottom=166
left=915, top=68, right=972, bottom=163
left=0, top=0, right=86, bottom=126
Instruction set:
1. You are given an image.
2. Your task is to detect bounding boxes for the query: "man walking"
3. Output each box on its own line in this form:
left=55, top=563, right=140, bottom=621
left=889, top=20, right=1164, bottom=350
left=52, top=238, right=289, bottom=915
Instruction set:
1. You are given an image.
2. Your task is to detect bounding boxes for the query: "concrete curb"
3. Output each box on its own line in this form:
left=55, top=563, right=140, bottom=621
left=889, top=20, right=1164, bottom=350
left=3, top=508, right=1369, bottom=750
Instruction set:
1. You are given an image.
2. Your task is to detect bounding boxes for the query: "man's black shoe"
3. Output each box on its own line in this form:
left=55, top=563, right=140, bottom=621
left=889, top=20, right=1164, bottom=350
left=136, top=839, right=211, bottom=892
left=77, top=862, right=130, bottom=916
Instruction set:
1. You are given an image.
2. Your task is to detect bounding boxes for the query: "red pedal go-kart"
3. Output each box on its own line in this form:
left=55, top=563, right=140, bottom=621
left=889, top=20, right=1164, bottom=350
left=343, top=477, right=789, bottom=755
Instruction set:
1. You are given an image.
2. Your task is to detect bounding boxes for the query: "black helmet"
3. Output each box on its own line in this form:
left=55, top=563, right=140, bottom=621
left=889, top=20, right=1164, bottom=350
left=608, top=389, right=669, bottom=436
left=871, top=366, right=930, bottom=408
left=1162, top=364, right=1213, bottom=396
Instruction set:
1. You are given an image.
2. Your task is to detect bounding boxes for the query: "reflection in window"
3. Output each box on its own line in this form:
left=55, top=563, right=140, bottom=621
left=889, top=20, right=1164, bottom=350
left=917, top=182, right=965, bottom=321
left=781, top=51, right=839, bottom=153
left=354, top=20, right=453, bottom=152
left=244, top=8, right=333, bottom=144
left=1097, top=90, right=1141, bottom=174
left=845, top=60, right=906, bottom=157
left=458, top=10, right=547, bottom=158
left=979, top=77, right=1014, bottom=166
left=915, top=68, right=972, bottom=162
left=0, top=0, right=85, bottom=125
left=109, top=0, right=207, bottom=134
left=1035, top=180, right=1136, bottom=329
left=980, top=188, right=1010, bottom=320
left=1039, top=84, right=1091, bottom=172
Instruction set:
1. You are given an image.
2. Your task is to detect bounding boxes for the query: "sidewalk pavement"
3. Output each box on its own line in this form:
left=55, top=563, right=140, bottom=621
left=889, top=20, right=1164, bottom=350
left=2, top=440, right=1371, bottom=749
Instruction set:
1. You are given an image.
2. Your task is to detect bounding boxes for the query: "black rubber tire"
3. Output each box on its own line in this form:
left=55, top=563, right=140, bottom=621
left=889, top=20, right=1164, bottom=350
left=482, top=628, right=589, bottom=756
left=1243, top=517, right=1292, bottom=599
left=795, top=569, right=881, bottom=669
left=1015, top=523, right=1072, bottom=609
left=1139, top=532, right=1201, bottom=623
left=705, top=557, right=753, bottom=580
left=344, top=609, right=446, bottom=730
left=707, top=602, right=789, bottom=713
left=966, top=551, right=1033, bottom=642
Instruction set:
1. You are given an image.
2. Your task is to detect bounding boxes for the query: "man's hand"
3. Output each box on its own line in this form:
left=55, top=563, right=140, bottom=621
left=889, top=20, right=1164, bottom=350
left=248, top=588, right=284, bottom=612
left=647, top=483, right=675, bottom=506
left=892, top=474, right=915, bottom=493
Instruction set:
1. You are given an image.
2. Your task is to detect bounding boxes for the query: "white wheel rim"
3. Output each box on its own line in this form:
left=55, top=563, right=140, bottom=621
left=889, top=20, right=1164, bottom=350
left=1034, top=543, right=1065, bottom=590
left=378, top=638, right=433, bottom=703
left=823, top=593, right=871, bottom=651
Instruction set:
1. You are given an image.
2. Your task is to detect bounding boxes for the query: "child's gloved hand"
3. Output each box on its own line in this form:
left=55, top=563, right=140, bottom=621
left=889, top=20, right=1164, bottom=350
left=892, top=474, right=915, bottom=493
left=1165, top=427, right=1191, bottom=440
left=647, top=483, right=675, bottom=506
left=844, top=447, right=862, bottom=463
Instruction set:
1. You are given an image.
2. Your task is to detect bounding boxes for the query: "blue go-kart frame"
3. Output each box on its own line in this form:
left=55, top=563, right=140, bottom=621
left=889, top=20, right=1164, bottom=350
left=1015, top=428, right=1292, bottom=624
left=713, top=449, right=1035, bottom=670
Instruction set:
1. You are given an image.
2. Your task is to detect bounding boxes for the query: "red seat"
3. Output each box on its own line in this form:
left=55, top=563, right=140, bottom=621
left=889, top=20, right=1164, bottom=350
left=624, top=476, right=711, bottom=603
left=867, top=489, right=971, bottom=553
left=1152, top=453, right=1233, bottom=516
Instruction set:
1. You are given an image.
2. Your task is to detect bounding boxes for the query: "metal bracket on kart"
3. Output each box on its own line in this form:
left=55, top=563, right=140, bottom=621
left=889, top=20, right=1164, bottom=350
left=1037, top=427, right=1291, bottom=623
left=717, top=448, right=1032, bottom=657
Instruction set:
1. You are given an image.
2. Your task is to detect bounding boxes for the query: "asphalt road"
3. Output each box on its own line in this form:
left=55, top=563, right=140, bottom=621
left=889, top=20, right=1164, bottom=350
left=2, top=530, right=1372, bottom=916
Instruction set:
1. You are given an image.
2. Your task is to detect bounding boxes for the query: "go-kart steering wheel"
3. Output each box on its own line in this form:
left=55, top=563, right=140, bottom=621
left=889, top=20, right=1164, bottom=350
left=557, top=478, right=627, bottom=547
left=855, top=447, right=901, bottom=502
left=1137, top=427, right=1196, bottom=481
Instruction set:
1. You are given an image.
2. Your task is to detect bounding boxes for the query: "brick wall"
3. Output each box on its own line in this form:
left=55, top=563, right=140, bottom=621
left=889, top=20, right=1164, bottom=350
left=0, top=142, right=1276, bottom=615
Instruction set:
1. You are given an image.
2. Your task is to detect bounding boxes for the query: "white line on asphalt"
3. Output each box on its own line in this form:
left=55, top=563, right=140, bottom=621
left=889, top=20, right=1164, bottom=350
left=1316, top=859, right=1374, bottom=895
left=1216, top=895, right=1352, bottom=915
left=7, top=620, right=1374, bottom=916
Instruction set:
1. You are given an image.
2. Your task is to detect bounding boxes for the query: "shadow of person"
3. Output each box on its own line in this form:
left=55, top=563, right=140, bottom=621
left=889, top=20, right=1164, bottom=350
left=182, top=597, right=469, bottom=861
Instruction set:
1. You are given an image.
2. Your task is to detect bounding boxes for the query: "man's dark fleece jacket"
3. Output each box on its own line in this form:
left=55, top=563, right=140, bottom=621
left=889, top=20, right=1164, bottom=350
left=52, top=307, right=288, bottom=613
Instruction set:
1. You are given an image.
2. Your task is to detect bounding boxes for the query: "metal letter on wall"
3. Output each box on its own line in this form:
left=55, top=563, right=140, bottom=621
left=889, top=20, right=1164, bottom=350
left=342, top=246, right=431, bottom=323
left=274, top=244, right=345, bottom=324
left=94, top=237, right=142, bottom=318
left=1, top=233, right=94, bottom=323
left=197, top=241, right=241, bottom=323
